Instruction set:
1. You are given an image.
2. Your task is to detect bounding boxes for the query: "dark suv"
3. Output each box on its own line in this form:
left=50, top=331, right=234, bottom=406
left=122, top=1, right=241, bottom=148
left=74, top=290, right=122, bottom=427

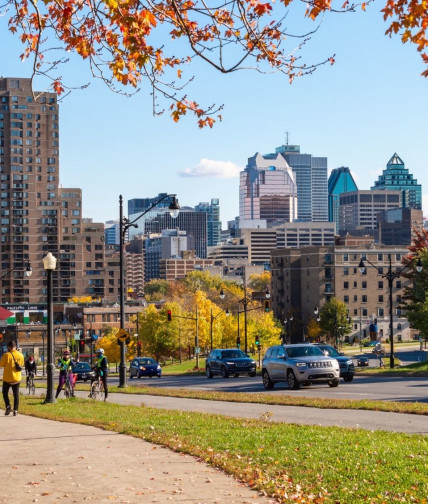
left=205, top=348, right=257, bottom=378
left=315, top=344, right=355, bottom=382
left=262, top=344, right=340, bottom=390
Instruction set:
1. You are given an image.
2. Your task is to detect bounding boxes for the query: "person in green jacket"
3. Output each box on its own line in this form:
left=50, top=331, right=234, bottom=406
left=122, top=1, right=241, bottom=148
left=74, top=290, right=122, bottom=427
left=0, top=340, right=24, bottom=416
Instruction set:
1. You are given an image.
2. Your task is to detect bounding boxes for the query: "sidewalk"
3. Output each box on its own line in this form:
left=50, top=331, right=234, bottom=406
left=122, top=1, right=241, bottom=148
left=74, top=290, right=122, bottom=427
left=0, top=411, right=276, bottom=504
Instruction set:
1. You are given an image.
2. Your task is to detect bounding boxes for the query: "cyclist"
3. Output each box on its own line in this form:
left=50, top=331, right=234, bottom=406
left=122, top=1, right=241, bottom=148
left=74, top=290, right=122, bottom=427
left=92, top=348, right=108, bottom=401
left=25, top=355, right=37, bottom=387
left=55, top=349, right=76, bottom=398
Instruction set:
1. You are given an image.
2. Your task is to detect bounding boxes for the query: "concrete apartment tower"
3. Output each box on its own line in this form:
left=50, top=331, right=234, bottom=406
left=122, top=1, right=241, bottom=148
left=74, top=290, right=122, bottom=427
left=0, top=77, right=110, bottom=304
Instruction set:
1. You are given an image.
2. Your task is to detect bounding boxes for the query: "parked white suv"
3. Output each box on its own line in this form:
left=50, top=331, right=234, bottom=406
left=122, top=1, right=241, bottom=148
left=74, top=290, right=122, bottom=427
left=262, top=344, right=340, bottom=390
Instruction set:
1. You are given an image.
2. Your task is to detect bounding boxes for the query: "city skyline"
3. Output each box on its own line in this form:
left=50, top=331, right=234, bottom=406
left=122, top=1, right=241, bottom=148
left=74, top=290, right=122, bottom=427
left=1, top=6, right=427, bottom=227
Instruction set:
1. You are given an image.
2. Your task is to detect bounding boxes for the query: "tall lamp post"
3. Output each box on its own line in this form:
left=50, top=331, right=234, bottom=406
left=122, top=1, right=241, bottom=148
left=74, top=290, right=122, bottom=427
left=359, top=254, right=422, bottom=369
left=118, top=193, right=180, bottom=387
left=43, top=252, right=57, bottom=403
left=210, top=308, right=226, bottom=351
left=283, top=315, right=293, bottom=344
left=220, top=285, right=270, bottom=354
left=302, top=306, right=320, bottom=342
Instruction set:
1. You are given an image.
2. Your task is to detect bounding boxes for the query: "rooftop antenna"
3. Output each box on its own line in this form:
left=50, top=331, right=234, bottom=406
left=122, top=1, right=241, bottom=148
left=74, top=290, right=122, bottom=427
left=285, top=131, right=289, bottom=145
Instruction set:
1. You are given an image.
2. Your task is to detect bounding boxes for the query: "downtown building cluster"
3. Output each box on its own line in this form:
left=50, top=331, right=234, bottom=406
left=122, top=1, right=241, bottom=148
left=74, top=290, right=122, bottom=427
left=0, top=76, right=425, bottom=351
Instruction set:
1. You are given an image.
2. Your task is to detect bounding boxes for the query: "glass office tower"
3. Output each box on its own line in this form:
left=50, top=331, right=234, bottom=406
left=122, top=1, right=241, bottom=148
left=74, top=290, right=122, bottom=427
left=371, top=153, right=422, bottom=210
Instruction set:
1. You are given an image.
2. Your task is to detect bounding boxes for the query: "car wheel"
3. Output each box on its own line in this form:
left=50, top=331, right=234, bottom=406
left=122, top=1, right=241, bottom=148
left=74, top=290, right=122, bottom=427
left=149, top=376, right=152, bottom=379
left=83, top=379, right=87, bottom=383
left=248, top=371, right=256, bottom=378
left=158, top=375, right=161, bottom=379
left=287, top=370, right=300, bottom=390
left=328, top=378, right=340, bottom=387
left=221, top=366, right=229, bottom=378
left=262, top=370, right=274, bottom=390
left=206, top=366, right=214, bottom=379
left=129, top=373, right=133, bottom=379
left=234, top=374, right=239, bottom=378
left=343, top=376, right=354, bottom=382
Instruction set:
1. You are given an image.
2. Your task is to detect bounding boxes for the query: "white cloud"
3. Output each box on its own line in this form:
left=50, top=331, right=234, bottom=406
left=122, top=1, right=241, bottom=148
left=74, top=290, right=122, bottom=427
left=179, top=158, right=242, bottom=179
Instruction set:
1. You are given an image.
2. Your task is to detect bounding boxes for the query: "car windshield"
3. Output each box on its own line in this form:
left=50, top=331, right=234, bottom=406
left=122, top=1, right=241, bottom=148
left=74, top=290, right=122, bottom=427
left=319, top=345, right=340, bottom=357
left=138, top=358, right=156, bottom=365
left=286, top=346, right=324, bottom=358
left=74, top=363, right=89, bottom=369
left=221, top=350, right=246, bottom=359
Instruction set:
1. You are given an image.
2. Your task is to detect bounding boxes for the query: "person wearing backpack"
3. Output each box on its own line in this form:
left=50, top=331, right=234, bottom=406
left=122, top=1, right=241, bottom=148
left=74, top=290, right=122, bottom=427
left=0, top=340, right=24, bottom=416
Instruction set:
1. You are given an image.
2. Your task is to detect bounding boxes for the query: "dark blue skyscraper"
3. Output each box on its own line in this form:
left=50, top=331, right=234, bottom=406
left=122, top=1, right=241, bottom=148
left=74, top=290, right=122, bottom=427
left=328, top=167, right=358, bottom=232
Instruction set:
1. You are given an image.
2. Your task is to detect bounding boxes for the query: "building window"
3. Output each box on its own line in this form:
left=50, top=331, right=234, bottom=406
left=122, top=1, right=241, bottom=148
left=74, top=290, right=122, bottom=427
left=362, top=295, right=367, bottom=303
left=378, top=281, right=383, bottom=289
left=362, top=281, right=367, bottom=289
left=344, top=295, right=349, bottom=303
left=378, top=295, right=384, bottom=303
left=343, top=267, right=349, bottom=276
left=343, top=282, right=349, bottom=289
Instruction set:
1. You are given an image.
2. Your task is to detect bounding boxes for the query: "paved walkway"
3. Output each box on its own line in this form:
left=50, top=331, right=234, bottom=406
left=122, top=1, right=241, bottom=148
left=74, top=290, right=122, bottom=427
left=1, top=388, right=426, bottom=503
left=0, top=412, right=276, bottom=504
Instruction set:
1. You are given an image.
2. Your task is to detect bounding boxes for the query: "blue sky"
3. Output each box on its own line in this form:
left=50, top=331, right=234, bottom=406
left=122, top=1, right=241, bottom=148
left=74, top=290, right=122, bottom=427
left=1, top=4, right=427, bottom=227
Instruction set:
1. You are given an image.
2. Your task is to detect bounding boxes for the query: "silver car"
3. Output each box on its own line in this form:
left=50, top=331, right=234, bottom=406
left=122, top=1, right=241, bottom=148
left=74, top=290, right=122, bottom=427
left=262, top=344, right=340, bottom=390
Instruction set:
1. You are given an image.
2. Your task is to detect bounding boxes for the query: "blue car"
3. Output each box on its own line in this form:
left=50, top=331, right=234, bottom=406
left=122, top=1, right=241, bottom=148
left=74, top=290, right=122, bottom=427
left=129, top=357, right=162, bottom=379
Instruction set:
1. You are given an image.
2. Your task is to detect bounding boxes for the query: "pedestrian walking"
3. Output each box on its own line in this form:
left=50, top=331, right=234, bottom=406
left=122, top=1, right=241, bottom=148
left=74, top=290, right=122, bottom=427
left=0, top=340, right=24, bottom=416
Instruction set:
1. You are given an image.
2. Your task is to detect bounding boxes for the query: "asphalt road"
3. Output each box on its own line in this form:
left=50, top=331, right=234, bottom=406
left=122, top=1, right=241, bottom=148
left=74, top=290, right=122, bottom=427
left=108, top=372, right=428, bottom=403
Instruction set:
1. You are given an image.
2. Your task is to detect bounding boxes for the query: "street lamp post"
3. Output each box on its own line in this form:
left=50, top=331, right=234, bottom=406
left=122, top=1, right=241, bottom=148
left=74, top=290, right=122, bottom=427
left=302, top=306, right=320, bottom=342
left=118, top=193, right=180, bottom=387
left=209, top=308, right=224, bottom=351
left=43, top=252, right=57, bottom=403
left=220, top=285, right=270, bottom=354
left=359, top=254, right=422, bottom=369
left=283, top=316, right=293, bottom=344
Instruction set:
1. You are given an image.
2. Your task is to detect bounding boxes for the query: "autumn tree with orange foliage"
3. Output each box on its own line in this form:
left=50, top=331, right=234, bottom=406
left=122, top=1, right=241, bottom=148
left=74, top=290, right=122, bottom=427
left=3, top=1, right=427, bottom=125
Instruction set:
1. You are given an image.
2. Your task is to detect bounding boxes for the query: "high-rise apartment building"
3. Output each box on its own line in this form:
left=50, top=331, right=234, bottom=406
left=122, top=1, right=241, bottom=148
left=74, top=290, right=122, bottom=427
left=0, top=77, right=60, bottom=303
left=0, top=77, right=114, bottom=304
left=195, top=198, right=221, bottom=247
left=239, top=152, right=297, bottom=224
left=328, top=167, right=358, bottom=232
left=371, top=153, right=422, bottom=210
left=271, top=244, right=413, bottom=343
left=275, top=144, right=328, bottom=222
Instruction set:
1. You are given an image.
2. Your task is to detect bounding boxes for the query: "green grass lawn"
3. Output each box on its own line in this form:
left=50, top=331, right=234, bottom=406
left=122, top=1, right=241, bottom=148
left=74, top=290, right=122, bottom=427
left=19, top=395, right=428, bottom=504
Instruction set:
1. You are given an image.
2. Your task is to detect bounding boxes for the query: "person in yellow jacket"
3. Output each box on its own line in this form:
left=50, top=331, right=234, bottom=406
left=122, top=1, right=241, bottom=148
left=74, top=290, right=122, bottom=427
left=0, top=340, right=24, bottom=416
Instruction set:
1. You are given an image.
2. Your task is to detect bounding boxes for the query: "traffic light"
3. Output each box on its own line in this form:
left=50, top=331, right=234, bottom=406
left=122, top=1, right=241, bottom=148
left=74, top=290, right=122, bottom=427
left=255, top=334, right=260, bottom=346
left=167, top=310, right=172, bottom=321
left=236, top=336, right=241, bottom=348
left=137, top=341, right=142, bottom=356
left=264, top=300, right=270, bottom=312
left=79, top=339, right=85, bottom=352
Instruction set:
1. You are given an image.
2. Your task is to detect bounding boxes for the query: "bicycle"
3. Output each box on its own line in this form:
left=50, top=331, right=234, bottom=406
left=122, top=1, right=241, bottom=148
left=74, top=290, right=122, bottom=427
left=64, top=372, right=75, bottom=398
left=89, top=374, right=104, bottom=400
left=27, top=372, right=36, bottom=395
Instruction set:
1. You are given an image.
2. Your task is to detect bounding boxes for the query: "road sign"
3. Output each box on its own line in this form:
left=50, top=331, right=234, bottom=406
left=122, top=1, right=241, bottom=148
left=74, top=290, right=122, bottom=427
left=117, top=328, right=130, bottom=342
